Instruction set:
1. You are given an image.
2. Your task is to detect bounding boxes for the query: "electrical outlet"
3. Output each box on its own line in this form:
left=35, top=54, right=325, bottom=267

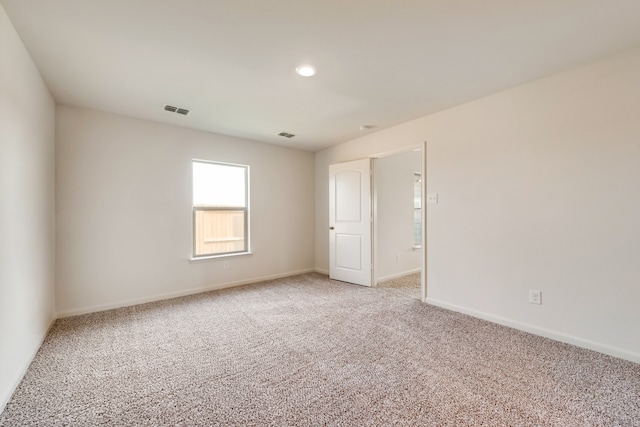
left=223, top=261, right=230, bottom=270
left=529, top=290, right=542, bottom=305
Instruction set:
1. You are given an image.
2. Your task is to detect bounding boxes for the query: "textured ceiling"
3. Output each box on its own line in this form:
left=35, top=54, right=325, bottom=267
left=3, top=0, right=640, bottom=151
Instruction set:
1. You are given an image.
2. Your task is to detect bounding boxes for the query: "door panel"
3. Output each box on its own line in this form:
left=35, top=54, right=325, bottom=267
left=335, top=234, right=362, bottom=270
left=329, top=158, right=372, bottom=286
left=335, top=171, right=361, bottom=221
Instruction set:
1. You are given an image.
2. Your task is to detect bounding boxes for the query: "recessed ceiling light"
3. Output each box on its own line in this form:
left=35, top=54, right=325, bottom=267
left=296, top=64, right=316, bottom=77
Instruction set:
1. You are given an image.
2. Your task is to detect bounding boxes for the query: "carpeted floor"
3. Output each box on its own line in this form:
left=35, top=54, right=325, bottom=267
left=377, top=272, right=421, bottom=291
left=1, top=273, right=639, bottom=426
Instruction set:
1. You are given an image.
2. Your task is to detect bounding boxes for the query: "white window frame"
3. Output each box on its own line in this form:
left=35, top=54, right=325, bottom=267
left=191, top=159, right=250, bottom=260
left=413, top=172, right=422, bottom=249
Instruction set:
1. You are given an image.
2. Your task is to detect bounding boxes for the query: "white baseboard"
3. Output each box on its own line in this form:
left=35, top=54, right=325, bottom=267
left=314, top=268, right=329, bottom=275
left=56, top=268, right=316, bottom=318
left=0, top=314, right=56, bottom=414
left=426, top=298, right=640, bottom=365
left=377, top=268, right=421, bottom=284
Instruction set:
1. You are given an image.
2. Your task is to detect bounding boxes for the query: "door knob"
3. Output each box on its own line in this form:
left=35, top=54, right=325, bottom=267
left=329, top=226, right=335, bottom=230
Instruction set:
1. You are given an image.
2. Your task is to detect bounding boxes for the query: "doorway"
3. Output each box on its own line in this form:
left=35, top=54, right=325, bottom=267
left=373, top=147, right=424, bottom=300
left=328, top=144, right=426, bottom=301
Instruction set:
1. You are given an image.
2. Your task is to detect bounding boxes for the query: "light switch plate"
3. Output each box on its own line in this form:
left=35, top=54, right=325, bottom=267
left=529, top=290, right=542, bottom=305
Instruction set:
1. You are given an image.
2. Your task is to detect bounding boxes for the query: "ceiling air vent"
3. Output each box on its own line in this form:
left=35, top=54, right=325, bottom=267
left=163, top=104, right=190, bottom=115
left=278, top=132, right=295, bottom=138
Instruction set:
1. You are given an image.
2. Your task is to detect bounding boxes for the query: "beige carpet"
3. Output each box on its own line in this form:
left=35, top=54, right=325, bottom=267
left=1, top=273, right=639, bottom=426
left=377, top=272, right=421, bottom=291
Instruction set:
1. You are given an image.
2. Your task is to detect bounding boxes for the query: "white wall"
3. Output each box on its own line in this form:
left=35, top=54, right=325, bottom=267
left=375, top=150, right=422, bottom=281
left=315, top=46, right=640, bottom=363
left=56, top=106, right=315, bottom=316
left=0, top=5, right=56, bottom=411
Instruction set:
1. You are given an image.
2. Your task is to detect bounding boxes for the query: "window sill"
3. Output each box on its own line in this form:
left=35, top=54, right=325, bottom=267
left=189, top=251, right=253, bottom=262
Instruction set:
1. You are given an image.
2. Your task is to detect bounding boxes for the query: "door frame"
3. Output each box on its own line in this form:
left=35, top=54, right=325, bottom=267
left=371, top=142, right=427, bottom=302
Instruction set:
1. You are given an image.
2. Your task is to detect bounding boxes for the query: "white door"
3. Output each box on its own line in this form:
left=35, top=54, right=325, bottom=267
left=329, top=158, right=372, bottom=286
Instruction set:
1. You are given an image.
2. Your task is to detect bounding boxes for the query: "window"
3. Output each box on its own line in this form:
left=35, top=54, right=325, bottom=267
left=192, top=160, right=249, bottom=258
left=413, top=172, right=422, bottom=248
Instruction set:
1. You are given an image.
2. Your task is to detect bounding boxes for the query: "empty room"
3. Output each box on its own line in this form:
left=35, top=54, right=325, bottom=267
left=1, top=0, right=639, bottom=425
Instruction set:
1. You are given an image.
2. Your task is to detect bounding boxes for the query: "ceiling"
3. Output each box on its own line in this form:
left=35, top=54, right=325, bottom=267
left=3, top=1, right=640, bottom=151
